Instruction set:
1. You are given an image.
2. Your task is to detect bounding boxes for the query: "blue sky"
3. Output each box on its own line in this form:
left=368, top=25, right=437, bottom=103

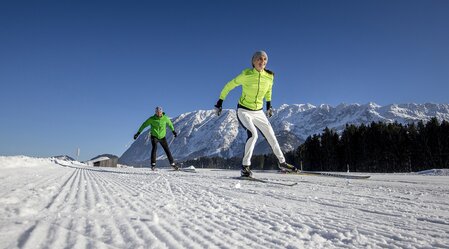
left=1, top=0, right=448, bottom=161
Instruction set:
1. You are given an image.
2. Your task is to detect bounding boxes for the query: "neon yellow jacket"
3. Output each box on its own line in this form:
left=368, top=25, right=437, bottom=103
left=219, top=68, right=274, bottom=110
left=137, top=113, right=174, bottom=139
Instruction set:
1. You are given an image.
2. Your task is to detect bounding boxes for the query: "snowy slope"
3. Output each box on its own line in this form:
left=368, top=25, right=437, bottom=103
left=120, top=103, right=449, bottom=166
left=1, top=156, right=449, bottom=248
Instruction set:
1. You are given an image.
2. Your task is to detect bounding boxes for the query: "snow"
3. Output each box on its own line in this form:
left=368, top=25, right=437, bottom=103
left=1, top=156, right=449, bottom=248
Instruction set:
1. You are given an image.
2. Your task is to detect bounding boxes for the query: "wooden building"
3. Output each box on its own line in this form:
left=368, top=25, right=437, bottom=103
left=88, top=156, right=118, bottom=167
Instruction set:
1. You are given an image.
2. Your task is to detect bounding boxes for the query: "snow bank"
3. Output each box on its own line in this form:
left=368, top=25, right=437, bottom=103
left=0, top=155, right=55, bottom=169
left=416, top=168, right=449, bottom=176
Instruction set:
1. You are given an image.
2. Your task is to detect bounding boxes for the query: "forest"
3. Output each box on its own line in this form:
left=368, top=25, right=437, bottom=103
left=183, top=118, right=449, bottom=173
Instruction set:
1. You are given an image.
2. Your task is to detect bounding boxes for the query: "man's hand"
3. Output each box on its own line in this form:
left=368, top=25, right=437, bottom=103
left=214, top=99, right=223, bottom=116
left=266, top=107, right=274, bottom=118
left=133, top=132, right=141, bottom=140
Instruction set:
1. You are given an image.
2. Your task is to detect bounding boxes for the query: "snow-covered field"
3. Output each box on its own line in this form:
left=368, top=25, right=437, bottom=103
left=1, top=156, right=448, bottom=249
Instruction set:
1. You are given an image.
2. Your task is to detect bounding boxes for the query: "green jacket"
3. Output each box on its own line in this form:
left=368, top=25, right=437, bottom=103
left=137, top=113, right=174, bottom=139
left=219, top=68, right=274, bottom=110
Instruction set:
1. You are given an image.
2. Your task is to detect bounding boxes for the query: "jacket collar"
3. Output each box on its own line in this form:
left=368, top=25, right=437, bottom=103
left=153, top=112, right=165, bottom=119
left=252, top=68, right=266, bottom=75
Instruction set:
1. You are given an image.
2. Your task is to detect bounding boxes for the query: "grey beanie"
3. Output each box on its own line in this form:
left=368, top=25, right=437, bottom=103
left=251, top=51, right=268, bottom=66
left=155, top=106, right=163, bottom=112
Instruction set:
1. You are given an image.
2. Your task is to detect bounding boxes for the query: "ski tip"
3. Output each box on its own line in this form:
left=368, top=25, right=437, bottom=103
left=233, top=176, right=298, bottom=186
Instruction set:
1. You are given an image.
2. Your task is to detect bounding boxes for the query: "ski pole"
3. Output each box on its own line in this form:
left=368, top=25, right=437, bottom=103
left=168, top=130, right=179, bottom=147
left=124, top=139, right=134, bottom=148
left=169, top=135, right=175, bottom=147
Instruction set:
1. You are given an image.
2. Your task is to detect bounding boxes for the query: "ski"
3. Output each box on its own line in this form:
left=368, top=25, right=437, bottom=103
left=234, top=176, right=298, bottom=186
left=284, top=171, right=370, bottom=179
left=169, top=166, right=197, bottom=173
left=178, top=168, right=197, bottom=173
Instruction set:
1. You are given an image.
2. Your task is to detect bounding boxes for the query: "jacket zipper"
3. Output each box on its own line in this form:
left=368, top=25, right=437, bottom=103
left=255, top=72, right=261, bottom=109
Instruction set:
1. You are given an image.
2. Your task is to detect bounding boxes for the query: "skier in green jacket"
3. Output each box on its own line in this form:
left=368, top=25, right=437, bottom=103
left=214, top=51, right=297, bottom=177
left=134, top=106, right=178, bottom=170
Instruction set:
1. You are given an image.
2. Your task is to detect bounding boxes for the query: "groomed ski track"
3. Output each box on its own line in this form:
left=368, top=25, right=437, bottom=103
left=1, top=159, right=448, bottom=248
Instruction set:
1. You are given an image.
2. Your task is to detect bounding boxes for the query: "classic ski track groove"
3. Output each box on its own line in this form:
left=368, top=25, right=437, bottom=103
left=2, top=162, right=447, bottom=248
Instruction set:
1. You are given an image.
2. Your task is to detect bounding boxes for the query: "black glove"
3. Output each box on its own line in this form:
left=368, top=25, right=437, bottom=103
left=214, top=99, right=223, bottom=116
left=173, top=131, right=177, bottom=137
left=133, top=132, right=140, bottom=140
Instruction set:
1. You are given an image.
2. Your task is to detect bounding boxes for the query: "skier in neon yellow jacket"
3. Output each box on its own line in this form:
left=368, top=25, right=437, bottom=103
left=134, top=106, right=178, bottom=170
left=214, top=51, right=297, bottom=177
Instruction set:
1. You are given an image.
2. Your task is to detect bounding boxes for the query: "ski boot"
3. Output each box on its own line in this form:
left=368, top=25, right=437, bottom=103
left=278, top=162, right=298, bottom=173
left=171, top=163, right=179, bottom=171
left=151, top=163, right=156, bottom=171
left=241, top=165, right=253, bottom=177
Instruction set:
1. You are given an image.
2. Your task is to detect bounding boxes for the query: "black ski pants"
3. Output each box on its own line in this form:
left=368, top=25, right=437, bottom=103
left=151, top=136, right=174, bottom=165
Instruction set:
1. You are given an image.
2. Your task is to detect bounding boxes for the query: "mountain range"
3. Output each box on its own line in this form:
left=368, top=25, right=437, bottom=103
left=119, top=103, right=449, bottom=166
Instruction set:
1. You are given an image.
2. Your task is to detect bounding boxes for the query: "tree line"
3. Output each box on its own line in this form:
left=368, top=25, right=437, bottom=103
left=183, top=118, right=449, bottom=173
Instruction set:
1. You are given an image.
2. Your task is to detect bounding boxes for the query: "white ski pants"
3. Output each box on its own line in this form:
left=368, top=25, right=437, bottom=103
left=237, top=108, right=286, bottom=166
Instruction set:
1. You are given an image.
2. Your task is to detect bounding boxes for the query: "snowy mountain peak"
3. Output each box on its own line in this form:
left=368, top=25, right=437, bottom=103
left=120, top=103, right=449, bottom=166
left=366, top=102, right=381, bottom=109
